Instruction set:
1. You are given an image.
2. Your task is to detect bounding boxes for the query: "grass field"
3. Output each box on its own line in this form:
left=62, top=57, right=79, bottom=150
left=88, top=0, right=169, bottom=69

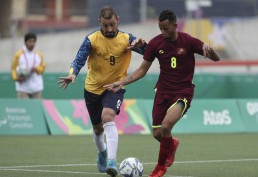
left=1, top=133, right=258, bottom=177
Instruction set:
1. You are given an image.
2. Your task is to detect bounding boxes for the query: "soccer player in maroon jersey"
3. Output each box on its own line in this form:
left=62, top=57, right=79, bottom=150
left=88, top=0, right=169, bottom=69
left=104, top=9, right=220, bottom=177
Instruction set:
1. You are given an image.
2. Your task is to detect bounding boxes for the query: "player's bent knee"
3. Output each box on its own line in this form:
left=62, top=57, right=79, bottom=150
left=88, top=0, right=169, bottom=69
left=161, top=124, right=172, bottom=135
left=102, top=110, right=116, bottom=123
left=102, top=117, right=114, bottom=124
left=152, top=128, right=161, bottom=141
left=153, top=134, right=161, bottom=141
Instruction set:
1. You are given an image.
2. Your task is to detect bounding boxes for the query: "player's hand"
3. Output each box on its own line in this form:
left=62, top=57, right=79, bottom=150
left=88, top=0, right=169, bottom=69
left=58, top=74, right=76, bottom=89
left=31, top=67, right=37, bottom=73
left=127, top=38, right=146, bottom=50
left=103, top=82, right=123, bottom=92
left=203, top=43, right=212, bottom=59
left=17, top=76, right=25, bottom=83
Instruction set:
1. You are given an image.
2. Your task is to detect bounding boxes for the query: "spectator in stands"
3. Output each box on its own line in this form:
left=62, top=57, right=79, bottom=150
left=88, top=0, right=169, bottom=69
left=104, top=9, right=220, bottom=177
left=11, top=32, right=45, bottom=99
left=57, top=6, right=146, bottom=177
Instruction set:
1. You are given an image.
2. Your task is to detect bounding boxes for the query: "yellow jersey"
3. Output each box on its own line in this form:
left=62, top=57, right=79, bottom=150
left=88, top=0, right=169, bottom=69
left=70, top=30, right=145, bottom=95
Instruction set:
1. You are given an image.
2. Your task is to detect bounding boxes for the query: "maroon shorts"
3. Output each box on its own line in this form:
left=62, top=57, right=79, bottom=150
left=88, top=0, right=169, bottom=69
left=152, top=90, right=193, bottom=126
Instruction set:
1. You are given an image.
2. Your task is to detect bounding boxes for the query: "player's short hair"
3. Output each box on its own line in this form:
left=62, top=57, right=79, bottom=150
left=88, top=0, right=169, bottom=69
left=24, top=32, right=37, bottom=42
left=158, top=10, right=177, bottom=23
left=99, top=6, right=118, bottom=19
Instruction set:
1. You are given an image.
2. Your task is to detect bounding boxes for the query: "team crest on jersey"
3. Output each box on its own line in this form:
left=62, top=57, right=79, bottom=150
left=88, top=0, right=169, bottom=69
left=158, top=50, right=164, bottom=54
left=177, top=48, right=186, bottom=55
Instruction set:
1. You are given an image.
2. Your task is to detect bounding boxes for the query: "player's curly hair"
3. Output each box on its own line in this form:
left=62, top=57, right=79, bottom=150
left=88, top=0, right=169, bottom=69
left=158, top=10, right=177, bottom=23
left=100, top=6, right=118, bottom=19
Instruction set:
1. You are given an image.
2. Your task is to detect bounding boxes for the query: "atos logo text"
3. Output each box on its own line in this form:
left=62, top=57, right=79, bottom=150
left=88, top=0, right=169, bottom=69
left=203, top=109, right=232, bottom=125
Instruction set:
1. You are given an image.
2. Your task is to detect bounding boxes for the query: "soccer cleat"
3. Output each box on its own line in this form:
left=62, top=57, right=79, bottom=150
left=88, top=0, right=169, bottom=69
left=166, top=137, right=179, bottom=167
left=97, top=149, right=107, bottom=173
left=148, top=164, right=167, bottom=177
left=106, top=159, right=118, bottom=177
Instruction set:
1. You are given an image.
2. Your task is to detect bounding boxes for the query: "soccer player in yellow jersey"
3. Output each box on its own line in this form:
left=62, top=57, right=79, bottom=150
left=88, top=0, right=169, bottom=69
left=58, top=6, right=147, bottom=177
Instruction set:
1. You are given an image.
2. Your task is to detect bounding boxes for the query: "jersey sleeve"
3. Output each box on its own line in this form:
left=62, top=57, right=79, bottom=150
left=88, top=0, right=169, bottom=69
left=35, top=50, right=46, bottom=75
left=128, top=33, right=147, bottom=55
left=143, top=40, right=156, bottom=62
left=187, top=34, right=204, bottom=55
left=11, top=52, right=21, bottom=80
left=70, top=36, right=91, bottom=76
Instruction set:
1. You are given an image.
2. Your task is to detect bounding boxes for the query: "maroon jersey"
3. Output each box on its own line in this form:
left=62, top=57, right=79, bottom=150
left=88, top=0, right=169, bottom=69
left=144, top=32, right=204, bottom=94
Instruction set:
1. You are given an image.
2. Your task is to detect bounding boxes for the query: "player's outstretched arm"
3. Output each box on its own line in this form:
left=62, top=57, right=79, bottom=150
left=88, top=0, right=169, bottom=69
left=203, top=43, right=220, bottom=61
left=104, top=60, right=152, bottom=92
left=58, top=74, right=76, bottom=90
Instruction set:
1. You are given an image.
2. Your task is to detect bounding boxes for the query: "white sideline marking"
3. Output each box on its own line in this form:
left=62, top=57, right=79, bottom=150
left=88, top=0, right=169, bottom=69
left=176, top=158, right=258, bottom=164
left=0, top=168, right=99, bottom=174
left=1, top=158, right=258, bottom=169
left=144, top=158, right=258, bottom=165
left=0, top=163, right=96, bottom=169
left=0, top=168, right=191, bottom=177
left=1, top=158, right=258, bottom=177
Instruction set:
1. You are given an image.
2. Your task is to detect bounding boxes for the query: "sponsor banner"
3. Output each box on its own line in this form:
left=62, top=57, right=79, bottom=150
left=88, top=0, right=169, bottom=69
left=42, top=99, right=150, bottom=135
left=42, top=99, right=92, bottom=135
left=116, top=99, right=150, bottom=135
left=174, top=99, right=246, bottom=133
left=0, top=98, right=48, bottom=135
left=137, top=99, right=245, bottom=133
left=237, top=100, right=258, bottom=132
left=137, top=99, right=153, bottom=128
left=1, top=98, right=255, bottom=135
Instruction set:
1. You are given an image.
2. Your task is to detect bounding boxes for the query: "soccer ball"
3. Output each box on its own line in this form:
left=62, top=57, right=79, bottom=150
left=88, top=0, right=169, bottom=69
left=119, top=157, right=143, bottom=177
left=16, top=65, right=30, bottom=77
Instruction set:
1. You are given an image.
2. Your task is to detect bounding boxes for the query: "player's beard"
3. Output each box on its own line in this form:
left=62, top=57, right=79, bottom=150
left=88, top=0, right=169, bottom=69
left=105, top=31, right=117, bottom=38
left=163, top=32, right=176, bottom=41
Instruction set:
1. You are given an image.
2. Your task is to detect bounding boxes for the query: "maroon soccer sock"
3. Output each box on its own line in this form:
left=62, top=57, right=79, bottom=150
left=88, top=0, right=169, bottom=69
left=170, top=137, right=176, bottom=153
left=158, top=136, right=173, bottom=166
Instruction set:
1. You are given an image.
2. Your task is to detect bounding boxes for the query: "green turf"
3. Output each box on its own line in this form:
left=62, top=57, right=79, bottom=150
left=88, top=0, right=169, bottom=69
left=0, top=133, right=258, bottom=177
